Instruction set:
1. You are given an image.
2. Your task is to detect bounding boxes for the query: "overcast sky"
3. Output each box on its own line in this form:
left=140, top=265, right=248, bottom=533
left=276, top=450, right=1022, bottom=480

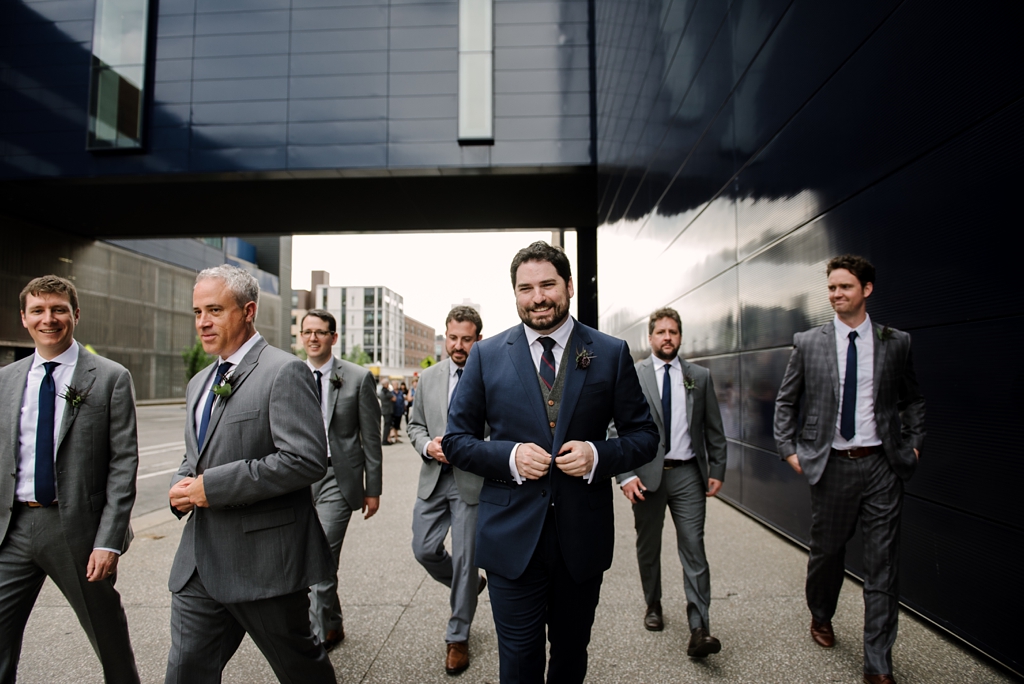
left=292, top=231, right=579, bottom=338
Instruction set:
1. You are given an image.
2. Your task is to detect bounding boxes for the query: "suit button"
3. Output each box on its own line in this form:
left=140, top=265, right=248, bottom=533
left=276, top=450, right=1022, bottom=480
left=549, top=421, right=555, bottom=428
left=548, top=400, right=554, bottom=406
left=541, top=490, right=547, bottom=497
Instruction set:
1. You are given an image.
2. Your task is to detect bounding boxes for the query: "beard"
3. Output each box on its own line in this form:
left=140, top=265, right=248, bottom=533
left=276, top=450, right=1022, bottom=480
left=652, top=343, right=679, bottom=362
left=518, top=297, right=570, bottom=332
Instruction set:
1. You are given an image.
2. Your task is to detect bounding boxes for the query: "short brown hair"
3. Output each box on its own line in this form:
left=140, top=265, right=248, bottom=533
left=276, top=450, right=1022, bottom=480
left=302, top=309, right=336, bottom=334
left=20, top=275, right=79, bottom=312
left=826, top=255, right=875, bottom=288
left=648, top=307, right=681, bottom=335
left=445, top=305, right=482, bottom=337
left=510, top=241, right=572, bottom=288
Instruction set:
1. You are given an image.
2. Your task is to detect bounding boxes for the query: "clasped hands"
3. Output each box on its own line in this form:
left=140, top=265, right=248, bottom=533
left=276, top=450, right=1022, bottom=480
left=515, top=441, right=593, bottom=480
left=169, top=475, right=208, bottom=513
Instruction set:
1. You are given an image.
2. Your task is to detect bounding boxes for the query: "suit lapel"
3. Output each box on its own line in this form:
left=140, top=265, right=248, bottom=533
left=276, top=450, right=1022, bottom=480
left=326, top=359, right=341, bottom=430
left=822, top=322, right=840, bottom=402
left=436, top=359, right=451, bottom=432
left=3, top=358, right=31, bottom=461
left=552, top=321, right=589, bottom=450
left=199, top=339, right=265, bottom=458
left=872, top=323, right=887, bottom=400
left=56, top=343, right=97, bottom=453
left=639, top=358, right=663, bottom=429
left=507, top=326, right=549, bottom=433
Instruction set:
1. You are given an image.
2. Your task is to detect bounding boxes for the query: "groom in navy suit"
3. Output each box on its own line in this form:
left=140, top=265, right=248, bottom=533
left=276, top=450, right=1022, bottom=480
left=444, top=241, right=658, bottom=684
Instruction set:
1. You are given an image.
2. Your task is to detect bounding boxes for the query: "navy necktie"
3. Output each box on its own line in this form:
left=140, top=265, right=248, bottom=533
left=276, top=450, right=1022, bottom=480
left=840, top=331, right=858, bottom=440
left=314, top=370, right=323, bottom=406
left=198, top=361, right=232, bottom=450
left=35, top=361, right=59, bottom=506
left=661, top=363, right=672, bottom=452
left=539, top=337, right=556, bottom=390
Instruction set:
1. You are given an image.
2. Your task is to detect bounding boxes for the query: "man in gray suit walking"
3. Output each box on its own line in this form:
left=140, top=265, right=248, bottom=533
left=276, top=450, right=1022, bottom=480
left=300, top=309, right=383, bottom=651
left=774, top=255, right=925, bottom=684
left=166, top=265, right=336, bottom=684
left=0, top=275, right=140, bottom=683
left=407, top=305, right=486, bottom=676
left=617, top=307, right=727, bottom=658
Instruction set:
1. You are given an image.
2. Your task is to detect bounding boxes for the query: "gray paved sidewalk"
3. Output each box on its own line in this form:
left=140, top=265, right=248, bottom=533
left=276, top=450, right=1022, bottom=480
left=18, top=431, right=1013, bottom=683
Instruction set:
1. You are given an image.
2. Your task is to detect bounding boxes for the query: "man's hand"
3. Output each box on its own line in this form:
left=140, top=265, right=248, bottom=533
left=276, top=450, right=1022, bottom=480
left=362, top=496, right=380, bottom=520
left=86, top=549, right=118, bottom=582
left=914, top=448, right=919, bottom=460
left=426, top=437, right=449, bottom=464
left=622, top=478, right=646, bottom=503
left=706, top=478, right=722, bottom=498
left=187, top=474, right=209, bottom=508
left=169, top=477, right=195, bottom=513
left=785, top=454, right=803, bottom=475
left=555, top=441, right=594, bottom=477
left=515, top=443, right=552, bottom=480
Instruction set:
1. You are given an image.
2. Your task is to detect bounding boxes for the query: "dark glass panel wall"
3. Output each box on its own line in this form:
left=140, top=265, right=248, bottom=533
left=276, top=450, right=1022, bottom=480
left=87, top=0, right=151, bottom=149
left=595, top=0, right=1023, bottom=673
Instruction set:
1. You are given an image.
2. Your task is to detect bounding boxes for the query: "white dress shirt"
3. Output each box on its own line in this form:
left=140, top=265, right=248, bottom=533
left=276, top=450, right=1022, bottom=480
left=306, top=356, right=334, bottom=460
left=193, top=332, right=262, bottom=436
left=510, top=317, right=598, bottom=484
left=651, top=355, right=695, bottom=462
left=832, top=314, right=881, bottom=449
left=17, top=342, right=79, bottom=503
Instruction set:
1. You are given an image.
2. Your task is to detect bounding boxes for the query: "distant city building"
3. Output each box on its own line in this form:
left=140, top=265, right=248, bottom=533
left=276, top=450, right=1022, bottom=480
left=436, top=334, right=445, bottom=362
left=316, top=284, right=404, bottom=367
left=404, top=315, right=435, bottom=369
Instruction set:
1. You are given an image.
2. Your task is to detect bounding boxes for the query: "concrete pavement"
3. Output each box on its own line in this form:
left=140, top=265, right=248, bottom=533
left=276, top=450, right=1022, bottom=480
left=16, top=429, right=1014, bottom=683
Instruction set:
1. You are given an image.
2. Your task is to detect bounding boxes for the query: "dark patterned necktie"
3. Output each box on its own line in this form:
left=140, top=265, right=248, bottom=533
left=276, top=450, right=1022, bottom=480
left=539, top=337, right=556, bottom=389
left=315, top=370, right=323, bottom=406
left=839, top=331, right=858, bottom=440
left=35, top=361, right=59, bottom=506
left=662, top=363, right=672, bottom=452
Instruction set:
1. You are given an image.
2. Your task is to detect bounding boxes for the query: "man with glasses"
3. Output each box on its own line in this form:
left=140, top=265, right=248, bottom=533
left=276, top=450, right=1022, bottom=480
left=300, top=310, right=383, bottom=651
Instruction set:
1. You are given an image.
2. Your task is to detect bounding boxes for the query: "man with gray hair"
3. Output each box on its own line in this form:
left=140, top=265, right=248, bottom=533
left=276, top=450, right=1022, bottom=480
left=166, top=265, right=336, bottom=684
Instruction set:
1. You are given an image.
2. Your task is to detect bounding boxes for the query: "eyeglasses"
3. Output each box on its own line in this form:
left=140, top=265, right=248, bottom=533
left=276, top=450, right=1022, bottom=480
left=300, top=330, right=333, bottom=338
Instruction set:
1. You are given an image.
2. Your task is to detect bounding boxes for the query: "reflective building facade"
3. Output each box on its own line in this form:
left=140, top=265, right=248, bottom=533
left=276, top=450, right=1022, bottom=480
left=1, top=0, right=1020, bottom=673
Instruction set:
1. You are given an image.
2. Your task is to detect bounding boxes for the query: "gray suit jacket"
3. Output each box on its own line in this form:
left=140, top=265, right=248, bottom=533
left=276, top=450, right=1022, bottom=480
left=168, top=337, right=333, bottom=603
left=325, top=358, right=383, bottom=509
left=774, top=321, right=926, bottom=486
left=0, top=342, right=138, bottom=560
left=616, top=357, right=727, bottom=493
left=408, top=359, right=484, bottom=505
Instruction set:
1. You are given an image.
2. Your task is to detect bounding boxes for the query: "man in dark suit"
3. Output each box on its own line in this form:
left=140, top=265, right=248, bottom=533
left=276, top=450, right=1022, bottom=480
left=166, top=265, right=336, bottom=684
left=444, top=241, right=659, bottom=684
left=300, top=309, right=383, bottom=651
left=0, top=275, right=140, bottom=683
left=774, top=255, right=925, bottom=684
left=408, top=306, right=486, bottom=675
left=617, top=307, right=727, bottom=657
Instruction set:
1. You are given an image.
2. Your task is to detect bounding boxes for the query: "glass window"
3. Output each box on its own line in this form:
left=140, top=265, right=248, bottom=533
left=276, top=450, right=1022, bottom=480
left=458, top=0, right=493, bottom=143
left=87, top=0, right=151, bottom=150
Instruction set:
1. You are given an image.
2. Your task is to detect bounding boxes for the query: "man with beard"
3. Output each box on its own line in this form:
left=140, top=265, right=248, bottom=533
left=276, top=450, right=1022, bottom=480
left=408, top=306, right=486, bottom=675
left=617, top=307, right=727, bottom=657
left=443, top=242, right=658, bottom=684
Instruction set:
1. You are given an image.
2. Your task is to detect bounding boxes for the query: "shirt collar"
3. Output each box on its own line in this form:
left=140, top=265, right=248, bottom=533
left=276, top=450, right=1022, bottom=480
left=221, top=332, right=262, bottom=367
left=33, top=340, right=80, bottom=370
left=833, top=313, right=872, bottom=339
left=651, top=354, right=681, bottom=373
left=449, top=358, right=465, bottom=380
left=523, top=316, right=574, bottom=349
left=307, top=356, right=334, bottom=375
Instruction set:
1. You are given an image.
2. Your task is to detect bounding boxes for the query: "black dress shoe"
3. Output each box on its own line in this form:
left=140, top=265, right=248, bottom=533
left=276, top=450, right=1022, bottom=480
left=644, top=602, right=664, bottom=631
left=687, top=627, right=722, bottom=658
left=323, top=628, right=345, bottom=652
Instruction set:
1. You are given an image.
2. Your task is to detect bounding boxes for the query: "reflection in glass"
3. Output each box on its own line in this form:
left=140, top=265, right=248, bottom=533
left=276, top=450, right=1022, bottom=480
left=87, top=0, right=150, bottom=150
left=458, top=0, right=493, bottom=143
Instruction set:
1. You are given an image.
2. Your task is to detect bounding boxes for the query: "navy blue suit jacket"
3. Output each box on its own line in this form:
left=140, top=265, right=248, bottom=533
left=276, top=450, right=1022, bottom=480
left=443, top=319, right=658, bottom=583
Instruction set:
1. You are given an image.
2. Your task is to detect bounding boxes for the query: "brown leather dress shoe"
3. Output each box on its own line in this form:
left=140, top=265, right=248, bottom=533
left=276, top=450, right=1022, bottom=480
left=323, top=628, right=345, bottom=653
left=810, top=618, right=835, bottom=648
left=863, top=675, right=896, bottom=684
left=446, top=641, right=470, bottom=675
left=644, top=602, right=664, bottom=631
left=686, top=627, right=722, bottom=658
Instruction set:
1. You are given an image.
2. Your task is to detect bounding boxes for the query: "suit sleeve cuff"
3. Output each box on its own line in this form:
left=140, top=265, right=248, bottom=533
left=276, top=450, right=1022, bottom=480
left=94, top=547, right=122, bottom=555
left=619, top=475, right=637, bottom=488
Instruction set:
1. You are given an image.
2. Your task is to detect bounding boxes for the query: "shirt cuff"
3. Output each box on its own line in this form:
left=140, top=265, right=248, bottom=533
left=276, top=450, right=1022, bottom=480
left=584, top=441, right=599, bottom=483
left=94, top=547, right=121, bottom=556
left=509, top=443, right=524, bottom=485
left=619, top=475, right=637, bottom=488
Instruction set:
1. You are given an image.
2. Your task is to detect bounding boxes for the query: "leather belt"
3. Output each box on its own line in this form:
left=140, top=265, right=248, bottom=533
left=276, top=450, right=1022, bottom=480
left=832, top=446, right=879, bottom=459
left=19, top=501, right=48, bottom=508
left=663, top=459, right=692, bottom=470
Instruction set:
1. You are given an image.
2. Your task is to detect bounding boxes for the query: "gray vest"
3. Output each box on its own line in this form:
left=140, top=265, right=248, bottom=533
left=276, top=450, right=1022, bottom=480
left=536, top=333, right=573, bottom=434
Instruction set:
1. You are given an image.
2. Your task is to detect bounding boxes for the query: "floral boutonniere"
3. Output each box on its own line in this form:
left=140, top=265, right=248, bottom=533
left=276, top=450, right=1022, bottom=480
left=575, top=347, right=596, bottom=369
left=60, top=384, right=90, bottom=409
left=330, top=373, right=343, bottom=390
left=211, top=372, right=236, bottom=398
left=876, top=325, right=895, bottom=341
left=683, top=374, right=696, bottom=391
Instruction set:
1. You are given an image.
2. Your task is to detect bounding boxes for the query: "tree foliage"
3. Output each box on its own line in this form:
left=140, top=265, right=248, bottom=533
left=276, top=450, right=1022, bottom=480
left=344, top=344, right=372, bottom=366
left=182, top=336, right=215, bottom=381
